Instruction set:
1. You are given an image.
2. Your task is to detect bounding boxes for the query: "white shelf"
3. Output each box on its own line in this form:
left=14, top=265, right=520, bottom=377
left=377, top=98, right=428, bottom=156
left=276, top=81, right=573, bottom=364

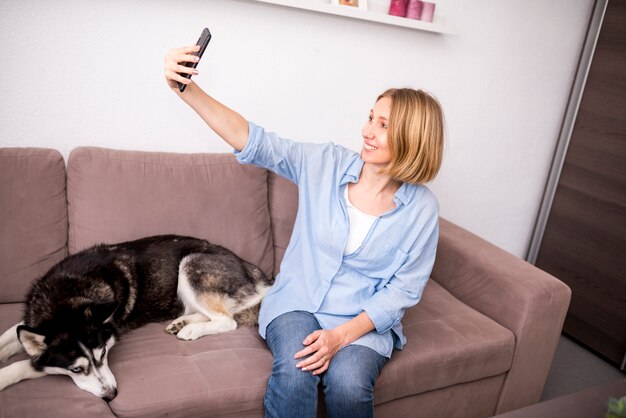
left=250, top=0, right=453, bottom=34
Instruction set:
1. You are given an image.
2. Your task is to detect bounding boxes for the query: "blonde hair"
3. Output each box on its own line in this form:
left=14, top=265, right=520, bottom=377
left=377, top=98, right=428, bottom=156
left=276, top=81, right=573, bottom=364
left=378, top=88, right=444, bottom=184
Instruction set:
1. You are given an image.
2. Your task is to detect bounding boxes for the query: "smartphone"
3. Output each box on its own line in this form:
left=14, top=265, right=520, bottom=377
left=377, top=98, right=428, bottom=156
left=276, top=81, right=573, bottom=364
left=178, top=27, right=212, bottom=93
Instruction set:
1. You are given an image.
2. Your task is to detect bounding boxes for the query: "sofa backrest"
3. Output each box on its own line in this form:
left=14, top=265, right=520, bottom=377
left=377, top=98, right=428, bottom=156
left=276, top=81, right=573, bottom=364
left=66, top=147, right=279, bottom=280
left=0, top=148, right=68, bottom=303
left=0, top=146, right=299, bottom=303
left=267, top=173, right=298, bottom=277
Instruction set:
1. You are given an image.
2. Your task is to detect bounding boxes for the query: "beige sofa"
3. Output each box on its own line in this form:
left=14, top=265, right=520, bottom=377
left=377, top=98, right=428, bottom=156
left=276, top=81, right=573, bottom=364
left=0, top=147, right=571, bottom=418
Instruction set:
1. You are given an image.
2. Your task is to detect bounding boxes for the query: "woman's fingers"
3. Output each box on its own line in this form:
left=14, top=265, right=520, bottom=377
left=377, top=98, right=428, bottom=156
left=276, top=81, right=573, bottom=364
left=297, top=352, right=325, bottom=369
left=164, top=46, right=201, bottom=89
left=294, top=344, right=315, bottom=360
left=164, top=61, right=198, bottom=75
left=167, top=45, right=200, bottom=58
left=177, top=45, right=201, bottom=54
left=172, top=63, right=198, bottom=76
left=296, top=351, right=331, bottom=375
left=173, top=53, right=200, bottom=65
left=296, top=348, right=325, bottom=367
left=294, top=329, right=341, bottom=374
left=302, top=330, right=321, bottom=346
left=311, top=360, right=330, bottom=376
left=296, top=343, right=331, bottom=370
left=164, top=55, right=199, bottom=72
left=302, top=356, right=328, bottom=374
left=165, top=69, right=192, bottom=85
left=294, top=331, right=322, bottom=359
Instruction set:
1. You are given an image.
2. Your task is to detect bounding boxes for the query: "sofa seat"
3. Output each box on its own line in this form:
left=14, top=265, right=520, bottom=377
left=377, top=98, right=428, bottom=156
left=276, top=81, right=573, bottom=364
left=1, top=278, right=514, bottom=417
left=376, top=279, right=515, bottom=405
left=107, top=323, right=271, bottom=417
left=0, top=275, right=514, bottom=417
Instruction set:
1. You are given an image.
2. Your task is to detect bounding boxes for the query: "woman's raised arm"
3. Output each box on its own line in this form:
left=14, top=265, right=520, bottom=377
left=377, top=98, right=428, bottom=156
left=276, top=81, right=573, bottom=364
left=164, top=45, right=248, bottom=151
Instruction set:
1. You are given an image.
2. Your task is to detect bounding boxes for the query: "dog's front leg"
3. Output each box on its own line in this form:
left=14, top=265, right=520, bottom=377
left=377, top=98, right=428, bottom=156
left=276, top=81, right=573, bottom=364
left=0, top=360, right=46, bottom=391
left=0, top=322, right=25, bottom=362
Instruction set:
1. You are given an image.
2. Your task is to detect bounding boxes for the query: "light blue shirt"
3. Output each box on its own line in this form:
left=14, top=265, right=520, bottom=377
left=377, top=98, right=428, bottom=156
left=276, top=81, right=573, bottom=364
left=235, top=122, right=439, bottom=358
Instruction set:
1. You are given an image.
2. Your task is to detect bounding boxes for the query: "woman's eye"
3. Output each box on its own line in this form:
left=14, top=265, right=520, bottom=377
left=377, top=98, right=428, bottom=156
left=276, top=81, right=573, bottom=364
left=381, top=123, right=388, bottom=129
left=70, top=366, right=84, bottom=374
left=368, top=116, right=373, bottom=122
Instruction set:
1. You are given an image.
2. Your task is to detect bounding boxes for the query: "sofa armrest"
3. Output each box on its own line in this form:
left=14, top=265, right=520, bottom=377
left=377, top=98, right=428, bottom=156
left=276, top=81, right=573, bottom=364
left=431, top=218, right=571, bottom=414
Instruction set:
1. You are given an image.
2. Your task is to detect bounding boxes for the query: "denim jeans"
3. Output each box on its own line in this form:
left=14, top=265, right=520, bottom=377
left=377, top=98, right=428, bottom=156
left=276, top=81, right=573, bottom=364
left=264, top=311, right=387, bottom=418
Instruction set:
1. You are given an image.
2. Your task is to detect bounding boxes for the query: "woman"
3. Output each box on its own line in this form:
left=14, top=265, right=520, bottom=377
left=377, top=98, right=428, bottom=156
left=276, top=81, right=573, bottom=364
left=164, top=45, right=444, bottom=418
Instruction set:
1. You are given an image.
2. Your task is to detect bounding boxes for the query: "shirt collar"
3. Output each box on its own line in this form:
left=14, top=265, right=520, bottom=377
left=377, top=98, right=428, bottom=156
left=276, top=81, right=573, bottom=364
left=340, top=156, right=364, bottom=185
left=341, top=156, right=417, bottom=207
left=394, top=182, right=416, bottom=206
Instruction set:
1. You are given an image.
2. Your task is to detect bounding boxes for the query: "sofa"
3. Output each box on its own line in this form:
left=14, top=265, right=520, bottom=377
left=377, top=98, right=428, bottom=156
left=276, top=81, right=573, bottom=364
left=0, top=146, right=571, bottom=418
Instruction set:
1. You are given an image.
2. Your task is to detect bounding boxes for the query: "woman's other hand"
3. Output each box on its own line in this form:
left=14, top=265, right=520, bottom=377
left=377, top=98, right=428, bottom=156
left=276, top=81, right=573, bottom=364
left=293, top=312, right=376, bottom=375
left=294, top=329, right=346, bottom=375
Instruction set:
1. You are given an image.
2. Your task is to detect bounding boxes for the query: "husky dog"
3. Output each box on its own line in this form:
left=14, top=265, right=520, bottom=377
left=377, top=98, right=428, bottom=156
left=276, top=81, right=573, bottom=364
left=0, top=235, right=273, bottom=400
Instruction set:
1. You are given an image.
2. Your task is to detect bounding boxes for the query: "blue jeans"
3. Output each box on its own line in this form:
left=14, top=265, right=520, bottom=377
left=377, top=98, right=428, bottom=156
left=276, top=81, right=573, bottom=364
left=264, top=311, right=387, bottom=418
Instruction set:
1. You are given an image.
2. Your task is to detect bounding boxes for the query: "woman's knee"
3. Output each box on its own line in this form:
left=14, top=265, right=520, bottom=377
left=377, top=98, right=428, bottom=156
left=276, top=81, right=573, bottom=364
left=271, top=353, right=317, bottom=385
left=266, top=312, right=320, bottom=348
left=322, top=346, right=385, bottom=404
left=266, top=349, right=320, bottom=415
left=265, top=311, right=322, bottom=394
left=324, top=370, right=373, bottom=403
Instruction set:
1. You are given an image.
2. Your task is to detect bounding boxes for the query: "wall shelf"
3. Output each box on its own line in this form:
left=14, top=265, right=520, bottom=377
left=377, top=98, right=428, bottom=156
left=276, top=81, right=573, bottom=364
left=250, top=0, right=453, bottom=34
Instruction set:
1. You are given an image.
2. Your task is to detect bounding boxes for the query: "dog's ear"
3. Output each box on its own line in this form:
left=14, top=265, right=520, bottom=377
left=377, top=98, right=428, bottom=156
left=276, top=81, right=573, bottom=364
left=85, top=301, right=118, bottom=324
left=17, top=325, right=47, bottom=358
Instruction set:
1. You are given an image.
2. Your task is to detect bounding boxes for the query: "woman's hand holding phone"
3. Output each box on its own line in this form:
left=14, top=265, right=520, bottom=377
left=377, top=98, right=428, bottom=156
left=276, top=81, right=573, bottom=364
left=164, top=45, right=201, bottom=92
left=164, top=28, right=211, bottom=93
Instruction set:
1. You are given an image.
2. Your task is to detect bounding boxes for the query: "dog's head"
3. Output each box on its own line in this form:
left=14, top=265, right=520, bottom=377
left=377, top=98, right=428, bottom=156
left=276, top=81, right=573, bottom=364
left=17, top=301, right=119, bottom=400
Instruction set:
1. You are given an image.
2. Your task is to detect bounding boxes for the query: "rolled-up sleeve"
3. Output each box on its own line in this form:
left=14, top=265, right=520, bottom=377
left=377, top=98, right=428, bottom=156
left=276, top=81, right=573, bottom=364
left=362, top=213, right=439, bottom=334
left=234, top=122, right=305, bottom=184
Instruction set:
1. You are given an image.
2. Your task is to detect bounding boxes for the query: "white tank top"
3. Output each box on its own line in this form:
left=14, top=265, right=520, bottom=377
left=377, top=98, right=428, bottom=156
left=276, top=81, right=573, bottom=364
left=344, top=187, right=378, bottom=255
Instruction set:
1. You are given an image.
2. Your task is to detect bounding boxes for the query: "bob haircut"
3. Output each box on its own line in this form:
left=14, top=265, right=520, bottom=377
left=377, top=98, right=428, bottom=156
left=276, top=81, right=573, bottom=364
left=377, top=88, right=445, bottom=184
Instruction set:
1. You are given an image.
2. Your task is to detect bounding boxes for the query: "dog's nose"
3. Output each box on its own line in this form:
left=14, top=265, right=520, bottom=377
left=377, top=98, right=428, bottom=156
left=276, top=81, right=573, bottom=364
left=103, top=388, right=118, bottom=402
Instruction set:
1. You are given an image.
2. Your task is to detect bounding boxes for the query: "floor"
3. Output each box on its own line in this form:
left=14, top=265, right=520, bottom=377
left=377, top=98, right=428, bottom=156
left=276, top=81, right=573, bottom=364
left=540, top=334, right=625, bottom=401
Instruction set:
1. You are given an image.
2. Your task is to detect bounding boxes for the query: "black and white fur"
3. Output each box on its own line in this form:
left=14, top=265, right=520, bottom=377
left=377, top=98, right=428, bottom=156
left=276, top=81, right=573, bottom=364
left=0, top=235, right=273, bottom=400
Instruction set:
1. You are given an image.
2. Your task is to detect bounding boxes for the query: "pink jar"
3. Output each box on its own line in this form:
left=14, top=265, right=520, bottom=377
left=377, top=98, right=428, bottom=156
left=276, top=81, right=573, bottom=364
left=406, top=0, right=423, bottom=20
left=389, top=0, right=407, bottom=17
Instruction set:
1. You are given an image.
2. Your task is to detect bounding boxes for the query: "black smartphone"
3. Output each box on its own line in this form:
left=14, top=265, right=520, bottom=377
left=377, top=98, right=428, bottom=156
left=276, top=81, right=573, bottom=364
left=178, top=27, right=212, bottom=93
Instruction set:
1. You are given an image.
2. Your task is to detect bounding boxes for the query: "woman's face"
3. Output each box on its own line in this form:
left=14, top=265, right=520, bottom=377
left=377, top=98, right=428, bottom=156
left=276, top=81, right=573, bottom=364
left=361, top=96, right=392, bottom=166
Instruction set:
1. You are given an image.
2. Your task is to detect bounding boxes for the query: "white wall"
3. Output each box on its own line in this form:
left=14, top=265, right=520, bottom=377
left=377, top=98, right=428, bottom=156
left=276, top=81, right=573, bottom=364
left=0, top=0, right=594, bottom=258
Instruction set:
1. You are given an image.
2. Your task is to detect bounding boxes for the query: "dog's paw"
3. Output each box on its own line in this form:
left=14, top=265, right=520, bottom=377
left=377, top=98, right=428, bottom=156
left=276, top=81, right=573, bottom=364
left=165, top=320, right=185, bottom=335
left=175, top=324, right=206, bottom=341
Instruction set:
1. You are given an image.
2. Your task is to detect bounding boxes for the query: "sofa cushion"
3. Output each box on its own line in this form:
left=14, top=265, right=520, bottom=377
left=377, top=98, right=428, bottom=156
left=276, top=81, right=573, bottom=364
left=375, top=278, right=515, bottom=404
left=0, top=148, right=68, bottom=303
left=0, top=373, right=115, bottom=418
left=0, top=277, right=514, bottom=417
left=107, top=323, right=271, bottom=417
left=66, top=147, right=274, bottom=279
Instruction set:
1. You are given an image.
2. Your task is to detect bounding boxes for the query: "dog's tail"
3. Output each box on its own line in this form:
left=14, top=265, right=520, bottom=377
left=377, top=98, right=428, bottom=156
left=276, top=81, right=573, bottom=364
left=243, top=262, right=275, bottom=287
